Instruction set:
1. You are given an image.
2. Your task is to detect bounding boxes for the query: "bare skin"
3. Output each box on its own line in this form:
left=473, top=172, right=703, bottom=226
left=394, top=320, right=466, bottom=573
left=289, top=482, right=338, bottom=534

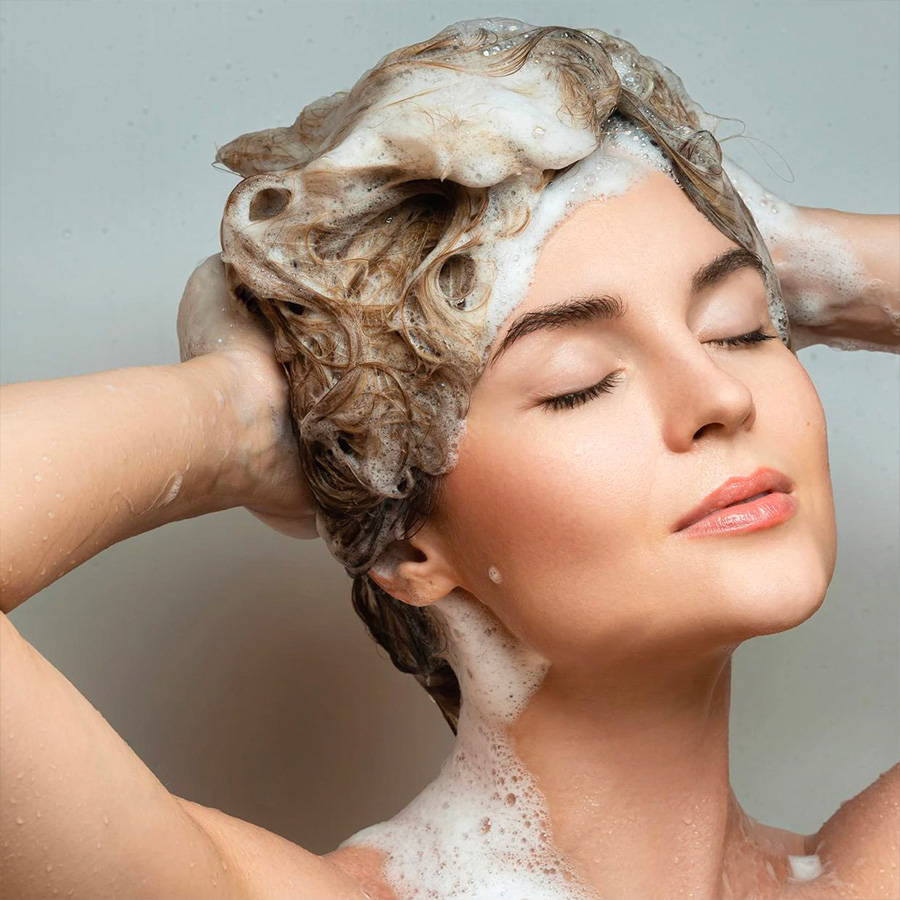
left=1, top=180, right=897, bottom=897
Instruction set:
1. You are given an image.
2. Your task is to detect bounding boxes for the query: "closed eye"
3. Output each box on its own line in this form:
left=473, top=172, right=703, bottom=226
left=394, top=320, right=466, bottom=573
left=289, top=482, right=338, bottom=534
left=706, top=327, right=778, bottom=349
left=539, top=328, right=778, bottom=412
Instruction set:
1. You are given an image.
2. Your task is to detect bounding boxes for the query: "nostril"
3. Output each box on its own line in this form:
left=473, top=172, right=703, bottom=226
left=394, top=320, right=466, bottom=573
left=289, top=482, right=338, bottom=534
left=248, top=187, right=291, bottom=221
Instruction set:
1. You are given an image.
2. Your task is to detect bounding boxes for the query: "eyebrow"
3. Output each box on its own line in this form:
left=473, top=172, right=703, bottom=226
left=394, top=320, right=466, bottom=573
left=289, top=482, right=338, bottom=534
left=487, top=247, right=766, bottom=368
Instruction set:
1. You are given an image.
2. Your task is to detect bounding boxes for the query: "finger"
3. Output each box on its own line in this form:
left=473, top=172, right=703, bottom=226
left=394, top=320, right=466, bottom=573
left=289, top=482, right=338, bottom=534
left=176, top=253, right=258, bottom=362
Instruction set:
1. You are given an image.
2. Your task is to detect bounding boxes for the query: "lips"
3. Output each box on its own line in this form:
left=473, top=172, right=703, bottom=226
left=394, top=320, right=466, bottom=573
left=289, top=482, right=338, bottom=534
left=672, top=466, right=794, bottom=533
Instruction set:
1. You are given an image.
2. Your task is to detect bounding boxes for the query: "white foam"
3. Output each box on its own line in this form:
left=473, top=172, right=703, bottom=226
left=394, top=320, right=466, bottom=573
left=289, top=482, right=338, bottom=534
left=218, top=15, right=795, bottom=550
left=786, top=854, right=824, bottom=882
left=469, top=119, right=678, bottom=360
left=340, top=592, right=592, bottom=898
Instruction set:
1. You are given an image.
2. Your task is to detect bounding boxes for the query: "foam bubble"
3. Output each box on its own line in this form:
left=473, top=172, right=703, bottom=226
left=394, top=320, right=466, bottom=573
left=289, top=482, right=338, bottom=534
left=787, top=854, right=824, bottom=882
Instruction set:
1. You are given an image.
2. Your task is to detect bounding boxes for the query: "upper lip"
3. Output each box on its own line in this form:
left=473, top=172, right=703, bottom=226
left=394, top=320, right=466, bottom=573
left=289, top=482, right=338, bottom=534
left=672, top=466, right=795, bottom=533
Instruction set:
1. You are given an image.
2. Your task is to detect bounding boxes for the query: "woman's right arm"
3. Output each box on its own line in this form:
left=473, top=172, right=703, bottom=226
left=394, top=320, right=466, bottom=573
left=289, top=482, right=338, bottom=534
left=0, top=260, right=363, bottom=899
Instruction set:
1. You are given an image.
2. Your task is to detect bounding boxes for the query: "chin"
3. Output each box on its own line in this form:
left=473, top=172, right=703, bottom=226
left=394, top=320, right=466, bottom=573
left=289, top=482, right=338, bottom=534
left=716, top=534, right=834, bottom=642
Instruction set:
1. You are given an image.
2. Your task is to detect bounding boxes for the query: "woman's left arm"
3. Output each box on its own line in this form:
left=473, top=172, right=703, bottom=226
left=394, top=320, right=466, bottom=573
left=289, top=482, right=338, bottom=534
left=779, top=207, right=899, bottom=352
left=723, top=159, right=899, bottom=353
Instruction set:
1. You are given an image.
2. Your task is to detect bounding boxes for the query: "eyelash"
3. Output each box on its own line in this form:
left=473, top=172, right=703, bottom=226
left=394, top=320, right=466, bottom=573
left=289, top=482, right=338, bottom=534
left=540, top=328, right=778, bottom=412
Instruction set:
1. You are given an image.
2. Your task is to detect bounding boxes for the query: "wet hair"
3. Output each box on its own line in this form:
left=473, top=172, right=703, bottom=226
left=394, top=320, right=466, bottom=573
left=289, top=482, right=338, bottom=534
left=215, top=18, right=791, bottom=734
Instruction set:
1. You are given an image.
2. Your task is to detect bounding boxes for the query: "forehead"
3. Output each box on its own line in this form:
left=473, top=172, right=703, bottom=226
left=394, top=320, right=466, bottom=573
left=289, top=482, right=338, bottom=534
left=513, top=169, right=736, bottom=320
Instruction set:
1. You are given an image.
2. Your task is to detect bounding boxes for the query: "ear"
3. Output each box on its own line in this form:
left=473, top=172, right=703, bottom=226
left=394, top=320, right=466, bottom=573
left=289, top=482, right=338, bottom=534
left=367, top=522, right=459, bottom=607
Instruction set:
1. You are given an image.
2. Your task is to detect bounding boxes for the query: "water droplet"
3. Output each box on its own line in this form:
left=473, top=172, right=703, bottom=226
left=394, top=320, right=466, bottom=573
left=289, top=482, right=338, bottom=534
left=15, top=816, right=24, bottom=825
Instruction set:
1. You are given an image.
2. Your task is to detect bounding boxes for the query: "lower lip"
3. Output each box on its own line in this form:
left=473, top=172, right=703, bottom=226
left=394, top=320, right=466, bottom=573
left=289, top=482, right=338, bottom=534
left=677, top=491, right=797, bottom=537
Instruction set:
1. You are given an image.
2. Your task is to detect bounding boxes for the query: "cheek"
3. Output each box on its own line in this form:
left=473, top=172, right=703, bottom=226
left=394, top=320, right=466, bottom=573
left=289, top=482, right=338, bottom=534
left=441, top=408, right=656, bottom=652
left=769, top=355, right=836, bottom=569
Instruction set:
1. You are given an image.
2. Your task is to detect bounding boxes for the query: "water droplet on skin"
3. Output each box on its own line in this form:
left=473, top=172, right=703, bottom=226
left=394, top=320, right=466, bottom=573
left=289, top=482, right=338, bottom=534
left=33, top=473, right=42, bottom=482
left=41, top=455, right=51, bottom=463
left=487, top=566, right=502, bottom=583
left=48, top=512, right=55, bottom=518
left=15, top=816, right=24, bottom=825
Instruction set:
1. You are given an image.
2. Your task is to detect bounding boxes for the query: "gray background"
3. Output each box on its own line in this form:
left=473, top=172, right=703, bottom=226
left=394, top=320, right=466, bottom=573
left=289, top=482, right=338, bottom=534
left=1, top=0, right=897, bottom=856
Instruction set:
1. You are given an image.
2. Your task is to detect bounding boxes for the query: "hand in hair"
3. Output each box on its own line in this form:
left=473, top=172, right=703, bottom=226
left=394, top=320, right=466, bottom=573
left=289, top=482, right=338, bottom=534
left=177, top=253, right=318, bottom=538
left=724, top=159, right=899, bottom=353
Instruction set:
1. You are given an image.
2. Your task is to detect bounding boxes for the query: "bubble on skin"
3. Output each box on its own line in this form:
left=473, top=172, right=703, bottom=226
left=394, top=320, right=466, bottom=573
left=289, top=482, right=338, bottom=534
left=487, top=566, right=502, bottom=584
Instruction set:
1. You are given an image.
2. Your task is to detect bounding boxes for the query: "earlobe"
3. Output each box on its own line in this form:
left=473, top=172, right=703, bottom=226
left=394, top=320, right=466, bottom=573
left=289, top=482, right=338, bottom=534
left=367, top=532, right=459, bottom=607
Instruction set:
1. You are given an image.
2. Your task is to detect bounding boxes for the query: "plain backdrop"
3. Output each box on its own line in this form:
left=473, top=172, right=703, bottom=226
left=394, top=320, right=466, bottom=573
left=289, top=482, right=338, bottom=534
left=1, top=0, right=897, bottom=856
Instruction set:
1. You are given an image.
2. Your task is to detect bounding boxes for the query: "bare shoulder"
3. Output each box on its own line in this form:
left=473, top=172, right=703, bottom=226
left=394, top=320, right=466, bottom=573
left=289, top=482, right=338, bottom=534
left=174, top=797, right=373, bottom=899
left=807, top=762, right=900, bottom=899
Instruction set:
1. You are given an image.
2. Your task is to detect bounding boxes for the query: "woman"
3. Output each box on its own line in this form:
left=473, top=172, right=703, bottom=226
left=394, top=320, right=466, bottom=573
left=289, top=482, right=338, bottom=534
left=1, top=17, right=897, bottom=900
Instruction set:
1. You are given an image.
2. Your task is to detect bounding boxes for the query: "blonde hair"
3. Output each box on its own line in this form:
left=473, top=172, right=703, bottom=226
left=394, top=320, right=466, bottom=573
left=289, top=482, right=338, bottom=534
left=216, top=19, right=791, bottom=732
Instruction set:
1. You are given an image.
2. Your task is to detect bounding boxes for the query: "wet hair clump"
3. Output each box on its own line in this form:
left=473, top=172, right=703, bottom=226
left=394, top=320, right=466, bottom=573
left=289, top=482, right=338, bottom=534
left=215, top=18, right=791, bottom=732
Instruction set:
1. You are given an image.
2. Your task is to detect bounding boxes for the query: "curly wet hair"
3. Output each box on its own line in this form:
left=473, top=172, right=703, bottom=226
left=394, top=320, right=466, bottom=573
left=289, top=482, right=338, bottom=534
left=215, top=18, right=791, bottom=733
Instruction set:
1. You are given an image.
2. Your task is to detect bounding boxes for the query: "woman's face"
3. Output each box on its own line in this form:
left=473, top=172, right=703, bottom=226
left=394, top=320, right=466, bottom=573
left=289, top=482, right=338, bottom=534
left=427, top=169, right=836, bottom=673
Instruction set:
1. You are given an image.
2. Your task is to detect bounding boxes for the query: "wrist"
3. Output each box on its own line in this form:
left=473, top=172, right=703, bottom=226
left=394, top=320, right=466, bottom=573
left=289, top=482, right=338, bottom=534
left=176, top=353, right=268, bottom=511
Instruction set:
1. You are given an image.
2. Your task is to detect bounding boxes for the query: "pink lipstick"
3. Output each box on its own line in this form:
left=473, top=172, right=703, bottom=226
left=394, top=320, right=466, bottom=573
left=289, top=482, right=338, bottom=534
left=673, top=466, right=797, bottom=537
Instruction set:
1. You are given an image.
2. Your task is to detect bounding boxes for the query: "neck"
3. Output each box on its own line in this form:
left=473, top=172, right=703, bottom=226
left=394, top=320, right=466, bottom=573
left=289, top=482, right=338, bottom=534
left=342, top=593, right=810, bottom=898
left=510, top=651, right=763, bottom=897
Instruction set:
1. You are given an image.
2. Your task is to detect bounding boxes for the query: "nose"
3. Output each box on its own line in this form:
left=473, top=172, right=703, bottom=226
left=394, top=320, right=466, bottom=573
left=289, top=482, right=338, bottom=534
left=656, top=334, right=756, bottom=453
